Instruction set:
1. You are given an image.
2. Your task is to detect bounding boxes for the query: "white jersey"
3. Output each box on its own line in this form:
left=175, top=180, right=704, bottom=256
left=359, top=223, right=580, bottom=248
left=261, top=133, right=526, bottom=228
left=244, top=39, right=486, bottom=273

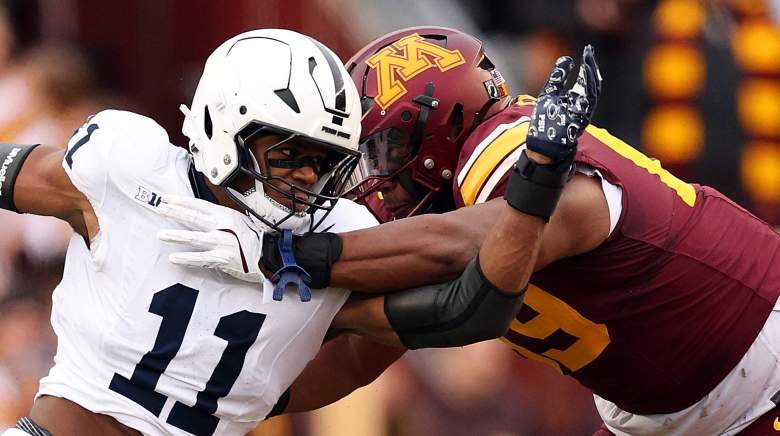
left=37, top=110, right=378, bottom=436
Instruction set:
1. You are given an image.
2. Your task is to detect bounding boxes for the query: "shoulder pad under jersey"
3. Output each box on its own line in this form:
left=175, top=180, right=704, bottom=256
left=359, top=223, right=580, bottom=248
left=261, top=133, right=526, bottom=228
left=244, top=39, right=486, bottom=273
left=63, top=110, right=173, bottom=207
left=454, top=97, right=535, bottom=207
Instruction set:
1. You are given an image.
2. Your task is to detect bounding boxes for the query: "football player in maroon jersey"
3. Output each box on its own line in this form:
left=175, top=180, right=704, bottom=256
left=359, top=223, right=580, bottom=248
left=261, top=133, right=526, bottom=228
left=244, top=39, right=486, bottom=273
left=162, top=28, right=780, bottom=435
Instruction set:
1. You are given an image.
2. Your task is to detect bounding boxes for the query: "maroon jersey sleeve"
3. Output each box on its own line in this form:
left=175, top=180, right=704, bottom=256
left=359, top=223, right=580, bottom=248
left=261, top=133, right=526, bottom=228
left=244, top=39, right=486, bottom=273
left=454, top=99, right=780, bottom=414
left=453, top=96, right=536, bottom=207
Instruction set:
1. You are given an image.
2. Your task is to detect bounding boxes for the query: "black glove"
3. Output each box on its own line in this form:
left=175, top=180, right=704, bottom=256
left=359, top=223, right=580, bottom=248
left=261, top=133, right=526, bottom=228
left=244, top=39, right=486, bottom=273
left=526, top=45, right=602, bottom=164
left=504, top=45, right=603, bottom=220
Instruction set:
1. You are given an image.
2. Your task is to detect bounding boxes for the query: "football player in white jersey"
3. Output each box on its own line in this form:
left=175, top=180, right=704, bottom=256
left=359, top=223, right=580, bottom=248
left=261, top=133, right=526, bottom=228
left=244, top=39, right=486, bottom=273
left=0, top=29, right=380, bottom=436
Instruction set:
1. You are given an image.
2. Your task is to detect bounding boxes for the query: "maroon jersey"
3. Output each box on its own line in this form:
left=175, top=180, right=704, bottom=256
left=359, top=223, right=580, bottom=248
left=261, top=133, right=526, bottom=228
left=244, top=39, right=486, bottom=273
left=453, top=96, right=780, bottom=414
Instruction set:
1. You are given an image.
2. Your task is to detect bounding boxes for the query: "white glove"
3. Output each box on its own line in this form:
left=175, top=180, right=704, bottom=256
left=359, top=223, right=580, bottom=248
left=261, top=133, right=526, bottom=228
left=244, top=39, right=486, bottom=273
left=154, top=194, right=267, bottom=283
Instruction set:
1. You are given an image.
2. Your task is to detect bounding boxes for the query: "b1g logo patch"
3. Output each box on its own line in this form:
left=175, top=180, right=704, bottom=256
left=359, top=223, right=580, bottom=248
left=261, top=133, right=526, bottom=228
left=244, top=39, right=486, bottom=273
left=366, top=33, right=466, bottom=110
left=135, top=185, right=162, bottom=207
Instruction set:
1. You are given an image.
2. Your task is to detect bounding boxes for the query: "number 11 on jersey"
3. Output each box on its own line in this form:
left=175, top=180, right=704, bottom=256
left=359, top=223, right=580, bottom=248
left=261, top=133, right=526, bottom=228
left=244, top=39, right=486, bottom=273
left=109, top=284, right=266, bottom=436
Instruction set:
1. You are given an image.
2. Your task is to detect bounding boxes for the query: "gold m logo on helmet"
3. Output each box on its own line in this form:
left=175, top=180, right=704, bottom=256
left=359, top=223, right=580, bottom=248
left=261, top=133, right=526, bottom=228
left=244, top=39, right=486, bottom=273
left=367, top=33, right=466, bottom=110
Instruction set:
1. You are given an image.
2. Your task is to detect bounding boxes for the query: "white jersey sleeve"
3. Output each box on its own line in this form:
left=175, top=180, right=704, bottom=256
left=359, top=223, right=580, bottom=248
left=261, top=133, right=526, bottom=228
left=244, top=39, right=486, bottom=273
left=61, top=110, right=186, bottom=267
left=62, top=110, right=174, bottom=211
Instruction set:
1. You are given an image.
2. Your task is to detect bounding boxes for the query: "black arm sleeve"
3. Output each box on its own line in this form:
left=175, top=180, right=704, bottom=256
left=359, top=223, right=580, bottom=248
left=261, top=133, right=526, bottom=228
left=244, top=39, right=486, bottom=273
left=384, top=256, right=525, bottom=350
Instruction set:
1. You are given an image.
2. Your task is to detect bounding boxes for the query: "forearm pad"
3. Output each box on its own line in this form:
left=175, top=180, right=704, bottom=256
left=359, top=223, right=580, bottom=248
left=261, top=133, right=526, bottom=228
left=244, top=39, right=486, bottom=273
left=262, top=232, right=342, bottom=289
left=384, top=257, right=525, bottom=350
left=0, top=143, right=39, bottom=213
left=504, top=150, right=574, bottom=221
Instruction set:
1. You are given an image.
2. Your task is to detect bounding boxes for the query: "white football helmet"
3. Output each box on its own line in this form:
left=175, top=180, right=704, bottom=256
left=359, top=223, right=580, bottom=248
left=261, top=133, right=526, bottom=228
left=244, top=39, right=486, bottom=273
left=181, top=29, right=362, bottom=232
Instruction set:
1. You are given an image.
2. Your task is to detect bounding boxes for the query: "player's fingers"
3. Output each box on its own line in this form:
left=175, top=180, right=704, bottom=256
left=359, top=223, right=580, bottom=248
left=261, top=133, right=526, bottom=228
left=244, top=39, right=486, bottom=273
left=567, top=55, right=599, bottom=122
left=168, top=252, right=208, bottom=268
left=575, top=46, right=601, bottom=119
left=582, top=44, right=602, bottom=98
left=169, top=251, right=229, bottom=269
left=568, top=81, right=592, bottom=117
left=539, top=56, right=574, bottom=98
left=569, top=60, right=589, bottom=102
left=580, top=63, right=599, bottom=118
left=154, top=201, right=192, bottom=222
left=158, top=229, right=222, bottom=250
left=156, top=202, right=215, bottom=231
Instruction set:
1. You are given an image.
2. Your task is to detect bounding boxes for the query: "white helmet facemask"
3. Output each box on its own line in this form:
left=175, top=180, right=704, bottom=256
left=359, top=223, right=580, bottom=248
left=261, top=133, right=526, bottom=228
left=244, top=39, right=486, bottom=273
left=227, top=139, right=310, bottom=233
left=181, top=29, right=362, bottom=233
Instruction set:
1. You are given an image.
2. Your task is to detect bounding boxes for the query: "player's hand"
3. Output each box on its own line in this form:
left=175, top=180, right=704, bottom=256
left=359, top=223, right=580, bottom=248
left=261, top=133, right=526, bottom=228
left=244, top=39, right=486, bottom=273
left=154, top=194, right=267, bottom=284
left=526, top=45, right=602, bottom=165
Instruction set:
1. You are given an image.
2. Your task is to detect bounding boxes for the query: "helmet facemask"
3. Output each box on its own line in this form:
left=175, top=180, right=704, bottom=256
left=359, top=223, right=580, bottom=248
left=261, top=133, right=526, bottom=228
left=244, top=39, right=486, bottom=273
left=226, top=122, right=361, bottom=233
left=348, top=126, right=440, bottom=220
left=348, top=83, right=449, bottom=220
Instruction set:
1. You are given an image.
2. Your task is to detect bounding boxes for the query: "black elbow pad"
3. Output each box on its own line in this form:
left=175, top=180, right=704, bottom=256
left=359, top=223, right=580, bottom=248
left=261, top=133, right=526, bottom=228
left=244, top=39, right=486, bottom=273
left=384, top=257, right=525, bottom=350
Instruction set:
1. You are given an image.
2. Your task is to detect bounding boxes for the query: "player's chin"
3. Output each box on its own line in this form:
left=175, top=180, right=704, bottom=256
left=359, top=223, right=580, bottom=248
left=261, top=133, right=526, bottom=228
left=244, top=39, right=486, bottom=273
left=276, top=196, right=311, bottom=213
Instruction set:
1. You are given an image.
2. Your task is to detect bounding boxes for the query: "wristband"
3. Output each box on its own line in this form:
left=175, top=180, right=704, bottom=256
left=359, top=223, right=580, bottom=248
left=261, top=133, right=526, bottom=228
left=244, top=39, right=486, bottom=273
left=504, top=150, right=574, bottom=221
left=0, top=143, right=39, bottom=213
left=262, top=232, right=342, bottom=289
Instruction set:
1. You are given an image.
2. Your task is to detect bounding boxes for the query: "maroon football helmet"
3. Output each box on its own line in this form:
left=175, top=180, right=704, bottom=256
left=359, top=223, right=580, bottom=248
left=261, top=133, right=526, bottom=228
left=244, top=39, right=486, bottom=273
left=346, top=26, right=512, bottom=220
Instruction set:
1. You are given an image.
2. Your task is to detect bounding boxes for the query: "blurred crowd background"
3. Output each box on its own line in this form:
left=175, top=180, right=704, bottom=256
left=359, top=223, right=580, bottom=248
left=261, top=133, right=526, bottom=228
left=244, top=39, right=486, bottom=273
left=0, top=0, right=778, bottom=435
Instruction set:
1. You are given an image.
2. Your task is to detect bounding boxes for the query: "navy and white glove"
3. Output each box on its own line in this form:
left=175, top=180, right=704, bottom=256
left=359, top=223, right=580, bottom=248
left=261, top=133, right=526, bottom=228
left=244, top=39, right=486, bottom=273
left=154, top=194, right=266, bottom=283
left=526, top=45, right=602, bottom=165
left=504, top=45, right=603, bottom=220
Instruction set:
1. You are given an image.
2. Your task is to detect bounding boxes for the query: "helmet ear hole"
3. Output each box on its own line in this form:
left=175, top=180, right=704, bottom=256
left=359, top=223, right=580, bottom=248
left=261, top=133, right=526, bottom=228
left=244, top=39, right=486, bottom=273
left=204, top=105, right=213, bottom=140
left=447, top=103, right=464, bottom=141
left=421, top=34, right=447, bottom=48
left=477, top=55, right=495, bottom=71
